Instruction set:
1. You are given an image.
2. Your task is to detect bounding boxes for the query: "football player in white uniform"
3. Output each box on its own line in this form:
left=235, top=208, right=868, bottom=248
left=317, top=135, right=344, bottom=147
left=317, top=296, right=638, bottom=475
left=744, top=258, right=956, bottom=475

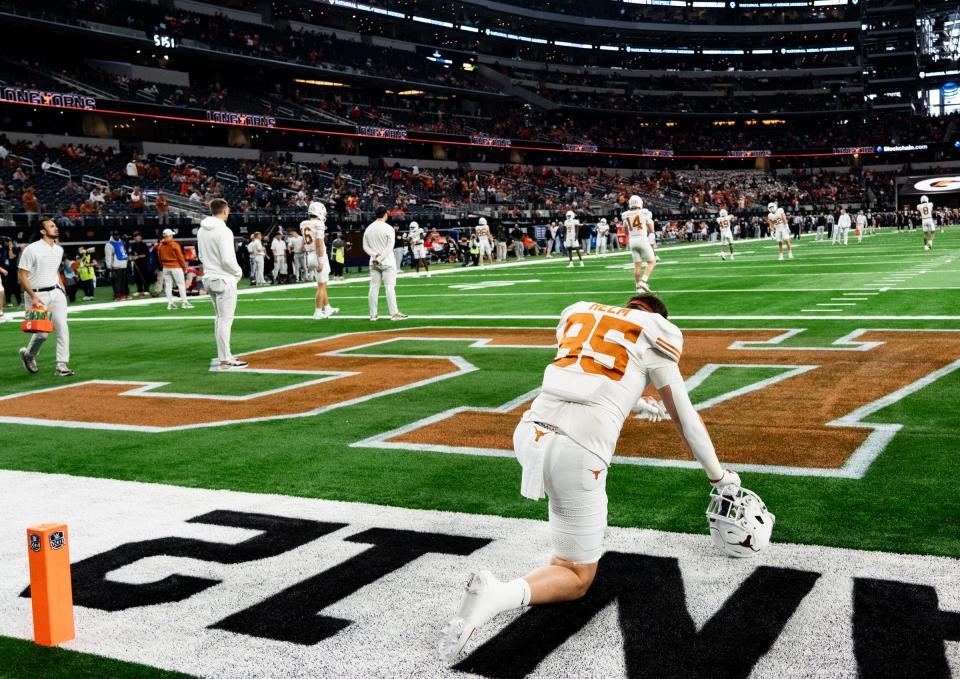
left=717, top=208, right=736, bottom=261
left=919, top=196, right=936, bottom=250
left=408, top=221, right=430, bottom=276
left=621, top=195, right=656, bottom=291
left=595, top=218, right=609, bottom=257
left=302, top=202, right=338, bottom=319
left=440, top=293, right=749, bottom=664
left=563, top=211, right=583, bottom=268
left=476, top=217, right=494, bottom=268
left=767, top=202, right=794, bottom=261
left=836, top=208, right=851, bottom=246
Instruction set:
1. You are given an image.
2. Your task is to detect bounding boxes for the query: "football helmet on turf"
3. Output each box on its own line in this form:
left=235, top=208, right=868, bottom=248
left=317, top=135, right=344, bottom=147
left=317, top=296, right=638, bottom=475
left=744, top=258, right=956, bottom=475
left=706, top=487, right=775, bottom=558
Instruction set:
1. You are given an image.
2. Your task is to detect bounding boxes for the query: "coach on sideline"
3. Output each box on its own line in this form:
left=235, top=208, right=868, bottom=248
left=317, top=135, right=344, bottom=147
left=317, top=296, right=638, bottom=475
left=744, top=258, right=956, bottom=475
left=363, top=205, right=407, bottom=321
left=18, top=218, right=73, bottom=377
left=198, top=199, right=247, bottom=370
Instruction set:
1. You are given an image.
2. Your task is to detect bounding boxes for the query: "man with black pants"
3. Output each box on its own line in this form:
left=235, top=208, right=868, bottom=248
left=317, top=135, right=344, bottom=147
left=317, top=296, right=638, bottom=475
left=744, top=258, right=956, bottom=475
left=19, top=219, right=73, bottom=377
left=105, top=231, right=131, bottom=300
left=128, top=231, right=152, bottom=297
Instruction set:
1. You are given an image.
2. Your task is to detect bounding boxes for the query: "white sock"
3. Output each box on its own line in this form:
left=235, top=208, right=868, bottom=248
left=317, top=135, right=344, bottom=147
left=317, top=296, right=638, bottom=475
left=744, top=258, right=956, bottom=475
left=505, top=578, right=531, bottom=609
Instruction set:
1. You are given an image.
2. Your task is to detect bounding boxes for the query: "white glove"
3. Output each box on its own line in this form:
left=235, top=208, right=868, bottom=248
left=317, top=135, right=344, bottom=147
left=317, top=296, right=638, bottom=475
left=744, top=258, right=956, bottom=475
left=633, top=396, right=669, bottom=422
left=710, top=469, right=741, bottom=495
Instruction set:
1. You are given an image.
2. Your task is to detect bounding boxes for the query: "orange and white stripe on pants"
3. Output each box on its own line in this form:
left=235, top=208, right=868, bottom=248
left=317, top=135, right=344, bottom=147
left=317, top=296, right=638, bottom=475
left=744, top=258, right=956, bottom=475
left=26, top=522, right=75, bottom=646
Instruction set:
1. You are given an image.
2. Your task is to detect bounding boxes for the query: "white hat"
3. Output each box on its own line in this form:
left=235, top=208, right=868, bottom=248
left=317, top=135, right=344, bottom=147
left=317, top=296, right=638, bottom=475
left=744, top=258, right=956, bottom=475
left=162, top=228, right=174, bottom=237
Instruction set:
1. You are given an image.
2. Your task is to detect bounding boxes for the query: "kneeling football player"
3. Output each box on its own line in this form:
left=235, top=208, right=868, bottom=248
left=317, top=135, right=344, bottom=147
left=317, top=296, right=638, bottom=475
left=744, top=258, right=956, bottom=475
left=441, top=293, right=744, bottom=663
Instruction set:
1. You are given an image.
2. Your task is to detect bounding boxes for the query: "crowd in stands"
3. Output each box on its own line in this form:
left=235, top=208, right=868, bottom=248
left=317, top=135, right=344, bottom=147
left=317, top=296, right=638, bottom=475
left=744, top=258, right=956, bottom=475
left=0, top=136, right=914, bottom=236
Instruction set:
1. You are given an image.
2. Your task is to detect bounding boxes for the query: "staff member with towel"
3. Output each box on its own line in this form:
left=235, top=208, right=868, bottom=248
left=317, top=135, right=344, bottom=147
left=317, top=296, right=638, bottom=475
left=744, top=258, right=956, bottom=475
left=18, top=218, right=73, bottom=377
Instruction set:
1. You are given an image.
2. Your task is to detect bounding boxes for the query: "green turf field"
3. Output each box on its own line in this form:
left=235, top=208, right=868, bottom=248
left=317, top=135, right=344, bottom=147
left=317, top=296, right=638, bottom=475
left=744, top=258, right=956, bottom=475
left=1, top=228, right=959, bottom=678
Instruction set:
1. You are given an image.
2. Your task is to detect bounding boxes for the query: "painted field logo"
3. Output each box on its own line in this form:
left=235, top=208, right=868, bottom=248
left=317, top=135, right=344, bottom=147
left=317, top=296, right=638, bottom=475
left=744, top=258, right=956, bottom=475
left=49, top=531, right=64, bottom=550
left=1, top=327, right=959, bottom=477
left=28, top=534, right=41, bottom=553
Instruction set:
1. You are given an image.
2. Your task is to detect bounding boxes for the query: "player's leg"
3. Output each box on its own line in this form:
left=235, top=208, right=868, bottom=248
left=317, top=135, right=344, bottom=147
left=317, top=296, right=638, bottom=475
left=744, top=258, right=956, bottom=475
left=163, top=269, right=175, bottom=307
left=440, top=433, right=604, bottom=664
left=784, top=230, right=794, bottom=257
left=50, top=290, right=71, bottom=374
left=368, top=266, right=381, bottom=320
left=384, top=266, right=405, bottom=319
left=567, top=243, right=574, bottom=267
left=173, top=269, right=192, bottom=308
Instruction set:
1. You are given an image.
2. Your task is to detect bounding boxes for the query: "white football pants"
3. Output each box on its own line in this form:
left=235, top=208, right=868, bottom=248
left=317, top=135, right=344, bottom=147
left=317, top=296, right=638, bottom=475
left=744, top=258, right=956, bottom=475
left=163, top=268, right=188, bottom=304
left=25, top=287, right=69, bottom=364
left=208, top=281, right=238, bottom=361
left=368, top=263, right=398, bottom=318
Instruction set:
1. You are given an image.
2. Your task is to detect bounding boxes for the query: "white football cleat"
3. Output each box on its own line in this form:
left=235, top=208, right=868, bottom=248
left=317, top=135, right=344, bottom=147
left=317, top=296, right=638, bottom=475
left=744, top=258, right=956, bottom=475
left=636, top=280, right=651, bottom=293
left=579, top=261, right=584, bottom=268
left=778, top=254, right=784, bottom=261
left=324, top=306, right=339, bottom=317
left=181, top=301, right=194, bottom=309
left=218, top=359, right=248, bottom=371
left=167, top=303, right=177, bottom=310
left=566, top=262, right=574, bottom=268
left=390, top=312, right=409, bottom=321
left=788, top=252, right=794, bottom=259
left=440, top=571, right=510, bottom=665
left=313, top=309, right=328, bottom=320
left=720, top=253, right=726, bottom=261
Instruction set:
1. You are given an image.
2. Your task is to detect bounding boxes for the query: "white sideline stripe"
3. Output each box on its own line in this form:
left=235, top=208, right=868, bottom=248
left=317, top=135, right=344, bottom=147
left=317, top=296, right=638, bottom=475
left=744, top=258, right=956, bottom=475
left=816, top=303, right=857, bottom=306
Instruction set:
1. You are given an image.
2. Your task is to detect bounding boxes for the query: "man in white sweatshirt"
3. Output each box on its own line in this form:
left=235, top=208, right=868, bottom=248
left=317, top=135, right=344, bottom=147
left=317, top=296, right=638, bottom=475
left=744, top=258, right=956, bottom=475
left=198, top=199, right=247, bottom=370
left=363, top=206, right=407, bottom=321
left=835, top=207, right=852, bottom=246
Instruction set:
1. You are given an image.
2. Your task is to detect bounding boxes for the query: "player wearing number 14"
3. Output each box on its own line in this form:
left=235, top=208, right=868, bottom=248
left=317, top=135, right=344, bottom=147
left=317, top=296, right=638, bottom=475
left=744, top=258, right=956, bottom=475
left=441, top=294, right=763, bottom=664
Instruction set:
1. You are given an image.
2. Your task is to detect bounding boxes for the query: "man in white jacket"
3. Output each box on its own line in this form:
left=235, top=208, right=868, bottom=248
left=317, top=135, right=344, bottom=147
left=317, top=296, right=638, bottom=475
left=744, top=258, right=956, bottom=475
left=198, top=199, right=247, bottom=370
left=363, top=206, right=407, bottom=321
left=835, top=208, right=852, bottom=246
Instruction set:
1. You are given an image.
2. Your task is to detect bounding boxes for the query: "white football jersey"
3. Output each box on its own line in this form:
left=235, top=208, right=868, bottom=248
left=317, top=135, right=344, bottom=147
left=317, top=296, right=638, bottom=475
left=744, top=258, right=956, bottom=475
left=530, top=301, right=683, bottom=465
left=596, top=221, right=610, bottom=237
left=768, top=208, right=788, bottom=228
left=564, top=218, right=579, bottom=241
left=622, top=208, right=652, bottom=237
left=476, top=225, right=490, bottom=240
left=409, top=224, right=425, bottom=245
left=300, top=218, right=325, bottom=255
left=919, top=203, right=934, bottom=221
left=717, top=215, right=734, bottom=233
